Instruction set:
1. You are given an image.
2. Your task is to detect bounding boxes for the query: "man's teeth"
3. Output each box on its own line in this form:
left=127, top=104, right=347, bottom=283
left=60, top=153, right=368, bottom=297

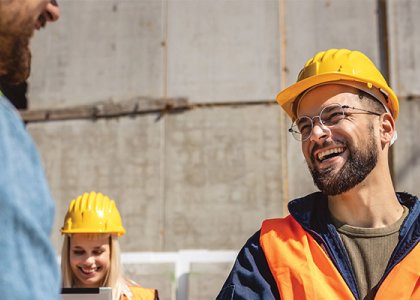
left=318, top=147, right=344, bottom=161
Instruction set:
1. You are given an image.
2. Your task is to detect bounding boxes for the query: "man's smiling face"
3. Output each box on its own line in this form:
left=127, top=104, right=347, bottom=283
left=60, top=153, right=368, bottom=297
left=297, top=84, right=380, bottom=195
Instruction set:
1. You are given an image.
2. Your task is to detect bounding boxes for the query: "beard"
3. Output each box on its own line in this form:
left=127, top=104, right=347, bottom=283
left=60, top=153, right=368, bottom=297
left=308, top=125, right=379, bottom=196
left=0, top=6, right=34, bottom=85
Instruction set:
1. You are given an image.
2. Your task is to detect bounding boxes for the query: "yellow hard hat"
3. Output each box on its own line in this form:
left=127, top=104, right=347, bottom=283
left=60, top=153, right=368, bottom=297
left=61, top=191, right=126, bottom=236
left=276, top=48, right=399, bottom=120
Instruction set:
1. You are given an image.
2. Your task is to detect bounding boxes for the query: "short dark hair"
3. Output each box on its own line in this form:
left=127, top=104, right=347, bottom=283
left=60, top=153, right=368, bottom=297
left=357, top=90, right=387, bottom=114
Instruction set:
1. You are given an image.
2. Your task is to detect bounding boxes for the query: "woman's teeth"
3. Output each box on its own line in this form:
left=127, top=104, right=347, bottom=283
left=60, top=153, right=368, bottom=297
left=80, top=267, right=98, bottom=274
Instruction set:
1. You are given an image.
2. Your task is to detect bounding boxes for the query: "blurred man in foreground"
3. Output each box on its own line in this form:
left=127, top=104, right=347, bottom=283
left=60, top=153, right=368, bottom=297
left=0, top=1, right=61, bottom=299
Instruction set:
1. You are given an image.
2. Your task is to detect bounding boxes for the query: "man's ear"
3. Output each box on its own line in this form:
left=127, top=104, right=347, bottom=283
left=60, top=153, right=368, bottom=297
left=379, top=113, right=395, bottom=145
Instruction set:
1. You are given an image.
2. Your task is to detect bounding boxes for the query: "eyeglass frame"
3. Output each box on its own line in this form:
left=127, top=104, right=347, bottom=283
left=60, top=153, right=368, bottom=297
left=288, top=103, right=383, bottom=141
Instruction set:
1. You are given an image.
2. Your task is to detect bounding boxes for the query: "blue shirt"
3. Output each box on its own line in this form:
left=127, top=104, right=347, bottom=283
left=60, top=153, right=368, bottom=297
left=0, top=93, right=60, bottom=299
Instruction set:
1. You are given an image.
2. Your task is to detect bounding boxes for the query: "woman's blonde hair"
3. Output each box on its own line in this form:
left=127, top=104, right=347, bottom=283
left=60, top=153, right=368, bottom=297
left=61, top=233, right=128, bottom=300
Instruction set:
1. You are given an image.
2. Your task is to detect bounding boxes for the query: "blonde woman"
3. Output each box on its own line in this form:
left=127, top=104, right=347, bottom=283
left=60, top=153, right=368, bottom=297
left=60, top=191, right=158, bottom=300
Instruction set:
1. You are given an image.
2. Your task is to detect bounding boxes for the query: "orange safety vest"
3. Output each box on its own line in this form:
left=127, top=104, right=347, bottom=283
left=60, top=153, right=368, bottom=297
left=260, top=216, right=420, bottom=299
left=120, top=286, right=157, bottom=300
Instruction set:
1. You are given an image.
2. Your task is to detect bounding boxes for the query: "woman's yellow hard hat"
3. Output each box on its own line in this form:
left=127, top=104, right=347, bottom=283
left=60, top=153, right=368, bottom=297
left=276, top=48, right=399, bottom=120
left=61, top=191, right=125, bottom=236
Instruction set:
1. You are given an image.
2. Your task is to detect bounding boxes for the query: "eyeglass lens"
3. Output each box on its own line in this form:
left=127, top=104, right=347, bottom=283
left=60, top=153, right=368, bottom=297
left=290, top=103, right=345, bottom=141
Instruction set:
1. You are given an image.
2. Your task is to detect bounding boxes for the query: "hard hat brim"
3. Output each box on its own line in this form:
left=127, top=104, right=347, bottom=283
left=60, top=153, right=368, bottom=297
left=276, top=73, right=399, bottom=120
left=61, top=228, right=125, bottom=236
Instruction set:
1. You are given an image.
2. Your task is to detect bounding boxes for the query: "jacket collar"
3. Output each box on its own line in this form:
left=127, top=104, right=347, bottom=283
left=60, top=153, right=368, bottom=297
left=288, top=191, right=420, bottom=232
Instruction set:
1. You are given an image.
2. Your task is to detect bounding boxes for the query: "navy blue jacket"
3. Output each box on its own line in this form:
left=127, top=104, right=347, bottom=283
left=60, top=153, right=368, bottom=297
left=216, top=192, right=420, bottom=300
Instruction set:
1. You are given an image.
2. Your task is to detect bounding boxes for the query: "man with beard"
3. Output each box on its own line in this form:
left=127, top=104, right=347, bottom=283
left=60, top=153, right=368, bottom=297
left=0, top=0, right=59, bottom=109
left=216, top=49, right=419, bottom=300
left=0, top=1, right=61, bottom=299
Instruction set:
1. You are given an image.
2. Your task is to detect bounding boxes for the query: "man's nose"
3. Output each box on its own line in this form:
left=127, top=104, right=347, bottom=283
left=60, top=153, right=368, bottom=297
left=35, top=1, right=60, bottom=30
left=45, top=2, right=60, bottom=22
left=309, top=119, right=331, bottom=143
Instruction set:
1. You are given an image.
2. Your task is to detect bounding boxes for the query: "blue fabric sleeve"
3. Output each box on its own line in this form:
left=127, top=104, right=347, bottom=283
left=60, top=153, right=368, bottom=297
left=0, top=96, right=61, bottom=299
left=216, top=230, right=280, bottom=300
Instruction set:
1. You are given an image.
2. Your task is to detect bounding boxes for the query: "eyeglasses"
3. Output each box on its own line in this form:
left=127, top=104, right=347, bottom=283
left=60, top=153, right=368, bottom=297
left=289, top=103, right=382, bottom=141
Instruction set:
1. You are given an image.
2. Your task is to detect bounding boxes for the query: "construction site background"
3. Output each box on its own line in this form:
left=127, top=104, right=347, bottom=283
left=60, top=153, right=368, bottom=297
left=24, top=1, right=420, bottom=299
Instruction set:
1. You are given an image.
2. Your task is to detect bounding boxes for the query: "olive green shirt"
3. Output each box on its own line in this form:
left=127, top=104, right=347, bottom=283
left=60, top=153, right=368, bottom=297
left=332, top=206, right=408, bottom=300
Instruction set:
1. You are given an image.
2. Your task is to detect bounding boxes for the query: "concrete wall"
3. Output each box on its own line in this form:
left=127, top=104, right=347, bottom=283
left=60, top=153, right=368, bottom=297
left=388, top=0, right=420, bottom=192
left=28, top=105, right=284, bottom=252
left=23, top=0, right=420, bottom=299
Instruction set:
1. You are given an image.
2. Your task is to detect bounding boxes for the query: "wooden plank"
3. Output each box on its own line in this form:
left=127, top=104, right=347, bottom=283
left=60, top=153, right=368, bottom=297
left=20, top=97, right=190, bottom=122
left=19, top=98, right=277, bottom=123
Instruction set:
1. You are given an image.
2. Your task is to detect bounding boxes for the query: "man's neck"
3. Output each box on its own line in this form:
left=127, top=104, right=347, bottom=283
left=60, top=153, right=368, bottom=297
left=327, top=172, right=403, bottom=228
